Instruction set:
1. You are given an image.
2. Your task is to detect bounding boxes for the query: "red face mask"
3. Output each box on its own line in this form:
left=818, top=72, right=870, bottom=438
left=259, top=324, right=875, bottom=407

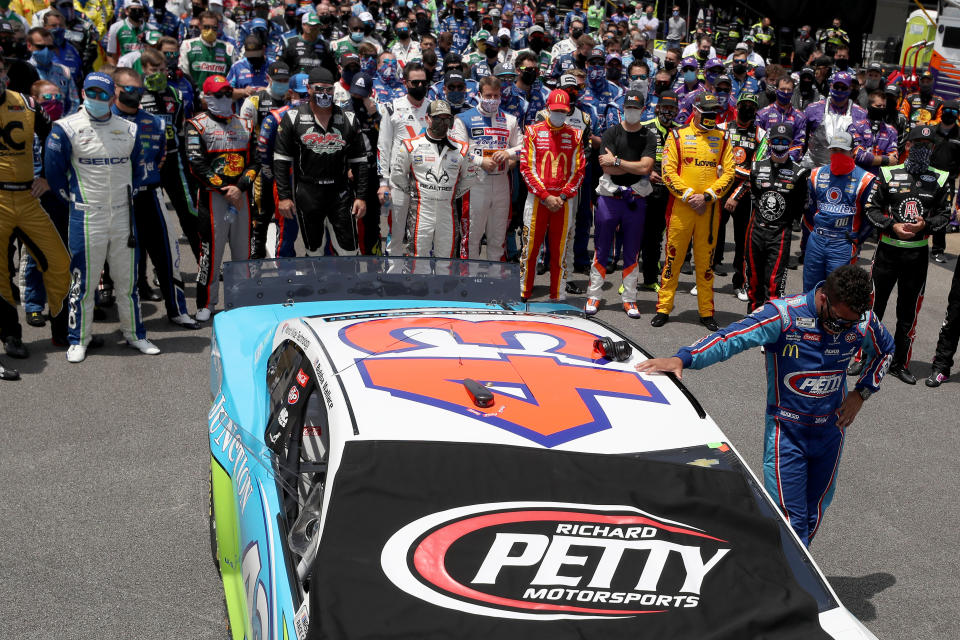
left=830, top=152, right=855, bottom=175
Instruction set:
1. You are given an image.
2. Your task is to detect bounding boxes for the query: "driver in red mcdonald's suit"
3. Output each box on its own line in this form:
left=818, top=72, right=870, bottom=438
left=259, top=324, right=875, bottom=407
left=519, top=88, right=586, bottom=302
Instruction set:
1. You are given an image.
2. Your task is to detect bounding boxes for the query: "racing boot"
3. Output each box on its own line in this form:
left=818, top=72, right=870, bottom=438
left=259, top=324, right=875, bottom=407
left=650, top=312, right=669, bottom=327
left=925, top=368, right=949, bottom=388
left=700, top=316, right=719, bottom=332
left=888, top=364, right=917, bottom=385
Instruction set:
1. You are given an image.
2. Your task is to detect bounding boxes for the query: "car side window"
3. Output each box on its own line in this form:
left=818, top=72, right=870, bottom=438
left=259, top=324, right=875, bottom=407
left=267, top=341, right=304, bottom=406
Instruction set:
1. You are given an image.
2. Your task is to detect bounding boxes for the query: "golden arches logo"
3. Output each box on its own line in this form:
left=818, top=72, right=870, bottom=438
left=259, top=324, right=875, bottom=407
left=540, top=149, right=567, bottom=180
left=781, top=344, right=800, bottom=358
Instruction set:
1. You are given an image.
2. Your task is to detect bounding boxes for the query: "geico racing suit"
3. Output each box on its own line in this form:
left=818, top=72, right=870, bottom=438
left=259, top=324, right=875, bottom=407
left=745, top=158, right=809, bottom=311
left=658, top=122, right=735, bottom=317
left=185, top=111, right=258, bottom=310
left=45, top=108, right=145, bottom=347
left=0, top=91, right=70, bottom=320
left=389, top=132, right=470, bottom=257
left=519, top=119, right=586, bottom=300
left=451, top=105, right=522, bottom=260
left=675, top=287, right=894, bottom=545
left=801, top=165, right=875, bottom=291
left=376, top=95, right=430, bottom=256
left=274, top=104, right=368, bottom=255
left=865, top=163, right=951, bottom=368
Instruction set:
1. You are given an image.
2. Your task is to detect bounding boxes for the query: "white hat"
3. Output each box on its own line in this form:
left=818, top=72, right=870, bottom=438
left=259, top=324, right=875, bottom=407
left=497, top=27, right=511, bottom=38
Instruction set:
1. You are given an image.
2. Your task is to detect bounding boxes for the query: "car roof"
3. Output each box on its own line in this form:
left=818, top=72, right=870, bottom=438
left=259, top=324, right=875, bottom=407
left=288, top=308, right=726, bottom=454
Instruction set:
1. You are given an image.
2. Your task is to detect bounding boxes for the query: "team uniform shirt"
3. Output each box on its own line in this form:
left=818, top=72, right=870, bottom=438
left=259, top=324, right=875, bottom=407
left=226, top=57, right=269, bottom=89
left=179, top=37, right=236, bottom=87
left=899, top=91, right=944, bottom=126
left=756, top=102, right=807, bottom=161
left=549, top=36, right=577, bottom=60
left=581, top=79, right=624, bottom=131
left=104, top=18, right=144, bottom=58
left=730, top=73, right=760, bottom=101
left=863, top=118, right=899, bottom=176
left=148, top=7, right=182, bottom=38
left=239, top=88, right=285, bottom=135
left=802, top=99, right=872, bottom=168
left=372, top=75, right=406, bottom=102
left=389, top=39, right=421, bottom=67
left=376, top=95, right=430, bottom=187
left=31, top=60, right=79, bottom=114
left=440, top=15, right=474, bottom=54
left=517, top=80, right=548, bottom=127
left=52, top=42, right=82, bottom=83
left=282, top=35, right=338, bottom=76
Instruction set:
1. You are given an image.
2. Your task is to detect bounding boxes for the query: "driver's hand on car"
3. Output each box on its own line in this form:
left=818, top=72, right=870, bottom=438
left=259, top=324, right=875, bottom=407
left=635, top=356, right=685, bottom=379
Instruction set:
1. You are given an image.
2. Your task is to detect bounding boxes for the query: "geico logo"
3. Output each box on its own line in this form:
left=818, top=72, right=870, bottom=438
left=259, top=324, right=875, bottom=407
left=784, top=370, right=844, bottom=397
left=78, top=157, right=130, bottom=165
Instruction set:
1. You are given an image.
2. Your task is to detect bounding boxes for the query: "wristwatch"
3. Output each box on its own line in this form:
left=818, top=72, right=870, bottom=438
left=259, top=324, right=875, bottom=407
left=560, top=194, right=568, bottom=202
left=614, top=157, right=622, bottom=167
left=856, top=387, right=872, bottom=401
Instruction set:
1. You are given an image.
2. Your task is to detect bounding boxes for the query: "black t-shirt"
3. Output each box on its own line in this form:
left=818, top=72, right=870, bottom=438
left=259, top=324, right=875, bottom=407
left=600, top=124, right=657, bottom=187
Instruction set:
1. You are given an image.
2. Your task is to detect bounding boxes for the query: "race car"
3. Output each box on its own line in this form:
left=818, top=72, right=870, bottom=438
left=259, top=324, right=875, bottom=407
left=208, top=257, right=879, bottom=640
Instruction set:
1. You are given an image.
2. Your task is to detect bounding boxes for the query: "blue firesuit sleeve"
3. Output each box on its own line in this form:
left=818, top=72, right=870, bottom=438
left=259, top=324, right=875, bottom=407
left=675, top=303, right=785, bottom=369
left=855, top=310, right=895, bottom=393
left=44, top=123, right=71, bottom=204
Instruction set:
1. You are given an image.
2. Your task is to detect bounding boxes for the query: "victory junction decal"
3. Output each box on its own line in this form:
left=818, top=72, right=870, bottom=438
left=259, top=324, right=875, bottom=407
left=381, top=502, right=730, bottom=620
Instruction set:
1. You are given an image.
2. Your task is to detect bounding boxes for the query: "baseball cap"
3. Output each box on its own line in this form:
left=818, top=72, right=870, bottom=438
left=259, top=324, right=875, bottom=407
left=559, top=74, right=578, bottom=89
left=606, top=53, right=622, bottom=64
left=714, top=73, right=732, bottom=88
left=444, top=70, right=466, bottom=86
left=494, top=61, right=516, bottom=77
left=813, top=56, right=833, bottom=67
left=884, top=84, right=900, bottom=97
left=867, top=61, right=883, bottom=73
left=349, top=72, right=373, bottom=98
left=695, top=92, right=720, bottom=112
left=622, top=90, right=644, bottom=110
left=705, top=57, right=724, bottom=71
left=528, top=24, right=545, bottom=36
left=427, top=100, right=453, bottom=116
left=908, top=124, right=936, bottom=142
left=799, top=66, right=815, bottom=79
left=290, top=73, right=309, bottom=94
left=340, top=52, right=361, bottom=68
left=474, top=29, right=491, bottom=42
left=302, top=12, right=320, bottom=25
left=657, top=90, right=678, bottom=108
left=827, top=131, right=854, bottom=150
left=267, top=61, right=290, bottom=80
left=769, top=122, right=794, bottom=140
left=587, top=47, right=605, bottom=62
left=308, top=66, right=334, bottom=84
left=680, top=56, right=698, bottom=70
left=920, top=69, right=934, bottom=79
left=734, top=42, right=748, bottom=51
left=737, top=91, right=759, bottom=105
left=358, top=11, right=374, bottom=22
left=831, top=71, right=853, bottom=87
left=84, top=71, right=115, bottom=94
left=248, top=17, right=268, bottom=31
left=497, top=27, right=511, bottom=39
left=548, top=88, right=571, bottom=112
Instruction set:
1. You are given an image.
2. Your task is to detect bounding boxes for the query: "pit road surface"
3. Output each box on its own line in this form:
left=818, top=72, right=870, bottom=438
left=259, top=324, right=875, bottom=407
left=2, top=230, right=958, bottom=639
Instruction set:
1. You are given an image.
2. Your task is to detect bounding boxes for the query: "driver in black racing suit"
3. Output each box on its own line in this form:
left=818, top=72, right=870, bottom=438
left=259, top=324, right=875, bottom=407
left=744, top=122, right=809, bottom=311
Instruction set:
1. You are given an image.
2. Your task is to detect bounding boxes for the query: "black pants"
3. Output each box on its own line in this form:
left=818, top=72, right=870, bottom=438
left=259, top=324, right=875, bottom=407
left=358, top=162, right=381, bottom=255
left=872, top=242, right=928, bottom=368
left=295, top=182, right=357, bottom=254
left=161, top=155, right=201, bottom=262
left=135, top=186, right=188, bottom=320
left=642, top=188, right=668, bottom=285
left=933, top=257, right=960, bottom=373
left=715, top=195, right=751, bottom=288
left=251, top=174, right=275, bottom=260
left=745, top=218, right=792, bottom=312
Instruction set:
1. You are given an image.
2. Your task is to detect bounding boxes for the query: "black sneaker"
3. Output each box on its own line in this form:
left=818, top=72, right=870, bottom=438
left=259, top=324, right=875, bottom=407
left=712, top=264, right=728, bottom=277
left=565, top=281, right=584, bottom=295
left=699, top=316, right=720, bottom=332
left=0, top=359, right=19, bottom=381
left=3, top=336, right=28, bottom=359
left=889, top=365, right=917, bottom=385
left=25, top=311, right=46, bottom=327
left=925, top=369, right=949, bottom=387
left=536, top=261, right=548, bottom=275
left=933, top=252, right=948, bottom=264
left=650, top=312, right=669, bottom=327
left=681, top=262, right=693, bottom=275
left=573, top=264, right=590, bottom=275
left=138, top=285, right=162, bottom=302
left=846, top=358, right=864, bottom=376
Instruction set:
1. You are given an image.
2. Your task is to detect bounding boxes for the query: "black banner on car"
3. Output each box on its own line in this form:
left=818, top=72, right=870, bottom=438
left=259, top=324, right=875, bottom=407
left=309, top=441, right=832, bottom=640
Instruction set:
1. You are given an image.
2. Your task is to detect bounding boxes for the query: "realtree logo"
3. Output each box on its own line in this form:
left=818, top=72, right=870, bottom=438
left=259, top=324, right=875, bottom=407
left=381, top=502, right=731, bottom=620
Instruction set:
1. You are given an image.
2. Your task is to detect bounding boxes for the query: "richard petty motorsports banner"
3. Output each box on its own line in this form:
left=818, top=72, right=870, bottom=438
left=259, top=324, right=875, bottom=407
left=308, top=441, right=831, bottom=640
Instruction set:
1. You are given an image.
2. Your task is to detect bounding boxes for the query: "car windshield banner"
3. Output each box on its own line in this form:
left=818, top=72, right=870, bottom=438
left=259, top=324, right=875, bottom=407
left=309, top=441, right=832, bottom=640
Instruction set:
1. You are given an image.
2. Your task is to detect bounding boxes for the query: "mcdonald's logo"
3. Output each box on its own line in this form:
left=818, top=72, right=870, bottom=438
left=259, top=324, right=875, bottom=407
left=781, top=344, right=800, bottom=358
left=539, top=149, right=567, bottom=179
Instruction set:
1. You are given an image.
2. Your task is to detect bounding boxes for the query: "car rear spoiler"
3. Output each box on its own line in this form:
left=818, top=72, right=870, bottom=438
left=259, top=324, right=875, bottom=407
left=221, top=257, right=522, bottom=311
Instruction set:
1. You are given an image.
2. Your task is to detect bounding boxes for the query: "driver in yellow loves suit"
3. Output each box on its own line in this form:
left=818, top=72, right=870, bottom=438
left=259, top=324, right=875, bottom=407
left=651, top=92, right=735, bottom=332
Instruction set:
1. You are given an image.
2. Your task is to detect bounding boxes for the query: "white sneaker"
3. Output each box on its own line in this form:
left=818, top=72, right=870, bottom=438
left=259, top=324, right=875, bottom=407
left=127, top=338, right=161, bottom=355
left=690, top=285, right=698, bottom=295
left=584, top=297, right=600, bottom=315
left=736, top=288, right=749, bottom=301
left=195, top=307, right=212, bottom=322
left=66, top=344, right=87, bottom=363
left=170, top=313, right=200, bottom=329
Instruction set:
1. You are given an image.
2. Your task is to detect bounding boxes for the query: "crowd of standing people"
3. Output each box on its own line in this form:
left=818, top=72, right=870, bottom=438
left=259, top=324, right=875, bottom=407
left=1, top=0, right=960, bottom=400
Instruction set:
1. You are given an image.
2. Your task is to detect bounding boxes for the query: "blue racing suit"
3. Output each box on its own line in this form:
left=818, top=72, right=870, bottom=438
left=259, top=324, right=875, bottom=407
left=676, top=286, right=894, bottom=545
left=802, top=165, right=876, bottom=291
left=256, top=105, right=299, bottom=258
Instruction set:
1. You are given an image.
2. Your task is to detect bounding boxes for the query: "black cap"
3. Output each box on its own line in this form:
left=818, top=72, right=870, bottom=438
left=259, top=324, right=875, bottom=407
left=814, top=56, right=833, bottom=67
left=657, top=90, right=678, bottom=108
left=769, top=122, right=794, bottom=140
left=945, top=99, right=960, bottom=111
left=339, top=52, right=360, bottom=68
left=307, top=67, right=334, bottom=84
left=920, top=69, right=934, bottom=79
left=799, top=66, right=815, bottom=78
left=444, top=71, right=466, bottom=86
left=867, top=61, right=883, bottom=73
left=267, top=61, right=290, bottom=80
left=696, top=92, right=720, bottom=111
left=909, top=124, right=936, bottom=142
left=884, top=84, right=901, bottom=97
left=714, top=73, right=732, bottom=87
left=622, top=90, right=644, bottom=110
left=349, top=72, right=373, bottom=97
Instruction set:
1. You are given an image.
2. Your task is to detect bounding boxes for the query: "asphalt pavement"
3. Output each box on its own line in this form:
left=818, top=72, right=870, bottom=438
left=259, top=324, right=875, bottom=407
left=1, top=227, right=958, bottom=639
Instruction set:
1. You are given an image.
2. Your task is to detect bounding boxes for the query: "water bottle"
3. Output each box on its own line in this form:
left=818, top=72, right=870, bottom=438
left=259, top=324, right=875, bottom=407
left=225, top=204, right=238, bottom=224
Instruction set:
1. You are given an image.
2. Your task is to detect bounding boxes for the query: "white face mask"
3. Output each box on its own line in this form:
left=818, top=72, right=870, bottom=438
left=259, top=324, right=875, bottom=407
left=548, top=111, right=566, bottom=126
left=479, top=97, right=500, bottom=114
left=624, top=108, right=643, bottom=124
left=205, top=94, right=233, bottom=117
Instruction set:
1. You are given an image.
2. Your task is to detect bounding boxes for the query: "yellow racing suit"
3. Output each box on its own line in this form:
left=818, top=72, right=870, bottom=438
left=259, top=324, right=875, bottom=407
left=658, top=122, right=735, bottom=317
left=0, top=90, right=70, bottom=316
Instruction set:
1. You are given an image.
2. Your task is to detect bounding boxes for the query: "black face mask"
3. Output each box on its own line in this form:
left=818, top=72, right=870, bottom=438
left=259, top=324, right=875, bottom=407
left=191, top=3, right=203, bottom=17
left=920, top=84, right=933, bottom=97
left=575, top=53, right=586, bottom=66
left=943, top=111, right=958, bottom=126
left=485, top=47, right=498, bottom=59
left=408, top=84, right=428, bottom=100
left=867, top=105, right=885, bottom=121
left=663, top=59, right=677, bottom=71
left=654, top=80, right=670, bottom=94
left=697, top=49, right=709, bottom=59
left=520, top=68, right=538, bottom=84
left=738, top=105, right=756, bottom=121
left=799, top=79, right=813, bottom=94
left=499, top=36, right=510, bottom=47
left=416, top=15, right=430, bottom=34
left=834, top=58, right=849, bottom=71
left=732, top=62, right=746, bottom=75
left=453, top=8, right=464, bottom=18
left=468, top=10, right=478, bottom=20
left=396, top=28, right=409, bottom=39
left=571, top=28, right=583, bottom=39
left=284, top=10, right=297, bottom=27
left=118, top=90, right=142, bottom=108
left=529, top=37, right=544, bottom=52
left=247, top=55, right=265, bottom=69
left=606, top=67, right=621, bottom=81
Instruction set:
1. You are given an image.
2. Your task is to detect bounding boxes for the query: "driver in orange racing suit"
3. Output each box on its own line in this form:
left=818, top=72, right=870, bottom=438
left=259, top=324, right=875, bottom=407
left=651, top=92, right=735, bottom=332
left=519, top=89, right=586, bottom=301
